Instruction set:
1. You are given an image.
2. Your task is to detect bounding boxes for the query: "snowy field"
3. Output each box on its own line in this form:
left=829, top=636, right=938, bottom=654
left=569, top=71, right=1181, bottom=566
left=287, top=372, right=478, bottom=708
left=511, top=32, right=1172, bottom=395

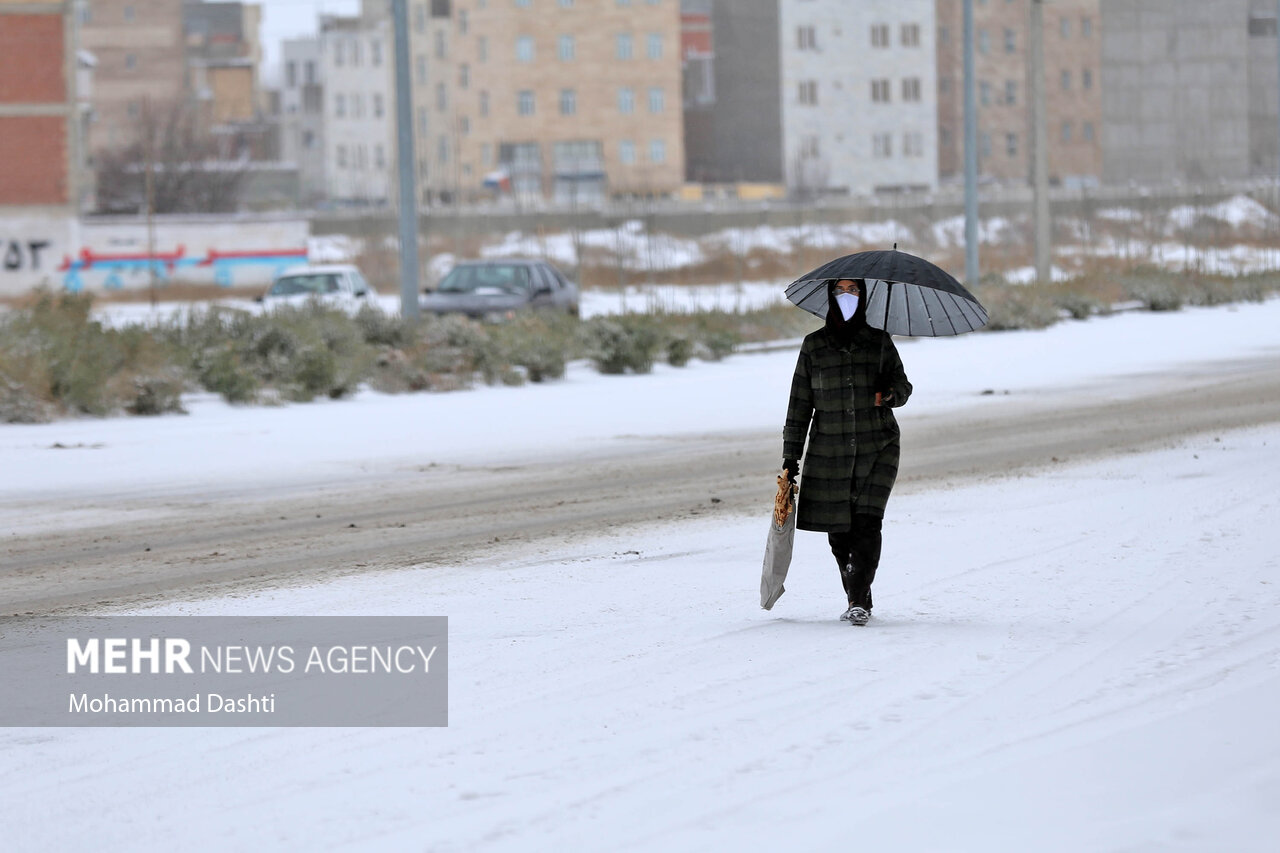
left=3, top=300, right=1280, bottom=851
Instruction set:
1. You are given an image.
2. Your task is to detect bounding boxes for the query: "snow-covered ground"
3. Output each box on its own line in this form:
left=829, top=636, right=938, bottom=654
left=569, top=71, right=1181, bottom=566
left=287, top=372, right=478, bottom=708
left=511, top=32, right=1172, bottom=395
left=3, top=301, right=1280, bottom=851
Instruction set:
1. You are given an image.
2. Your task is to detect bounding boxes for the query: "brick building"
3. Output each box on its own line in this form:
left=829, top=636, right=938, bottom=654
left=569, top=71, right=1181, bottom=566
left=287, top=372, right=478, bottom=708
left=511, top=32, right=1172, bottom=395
left=936, top=0, right=1101, bottom=187
left=410, top=0, right=685, bottom=204
left=0, top=0, right=77, bottom=208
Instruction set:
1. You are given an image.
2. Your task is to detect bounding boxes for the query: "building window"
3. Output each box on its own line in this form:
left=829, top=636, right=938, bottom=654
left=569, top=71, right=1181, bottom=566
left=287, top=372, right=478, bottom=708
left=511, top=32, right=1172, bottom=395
left=515, top=0, right=530, bottom=6
left=903, top=132, right=923, bottom=157
left=902, top=78, right=921, bottom=102
left=460, top=64, right=470, bottom=88
left=436, top=82, right=447, bottom=110
left=334, top=41, right=345, bottom=66
left=1005, top=80, right=1017, bottom=105
left=478, top=36, right=488, bottom=62
left=798, top=80, right=818, bottom=105
left=619, top=139, right=636, bottom=165
left=374, top=93, right=384, bottom=118
left=800, top=135, right=819, bottom=158
left=873, top=132, right=892, bottom=158
left=871, top=79, right=890, bottom=103
left=1061, top=69, right=1071, bottom=91
left=353, top=94, right=364, bottom=118
left=1083, top=122, right=1095, bottom=142
left=618, top=87, right=635, bottom=113
left=286, top=61, right=297, bottom=87
left=337, top=145, right=347, bottom=168
left=435, top=30, right=447, bottom=59
left=648, top=87, right=664, bottom=113
left=978, top=29, right=990, bottom=54
left=980, top=132, right=992, bottom=159
left=1004, top=28, right=1015, bottom=53
left=871, top=24, right=889, bottom=48
left=479, top=90, right=490, bottom=116
left=901, top=23, right=920, bottom=47
left=438, top=136, right=449, bottom=164
left=124, top=53, right=137, bottom=70
left=335, top=94, right=346, bottom=117
left=939, top=25, right=950, bottom=46
left=560, top=88, right=577, bottom=115
left=458, top=9, right=468, bottom=33
left=126, top=101, right=139, bottom=119
left=559, top=34, right=575, bottom=60
left=516, top=35, right=534, bottom=62
left=123, top=5, right=134, bottom=22
left=518, top=90, right=535, bottom=116
left=352, top=40, right=362, bottom=66
left=559, top=0, right=573, bottom=6
left=375, top=144, right=386, bottom=168
left=1061, top=120, right=1073, bottom=143
left=647, top=33, right=663, bottom=59
left=797, top=26, right=817, bottom=50
left=1060, top=16, right=1070, bottom=38
left=1006, top=132, right=1017, bottom=157
left=1082, top=68, right=1093, bottom=90
left=980, top=81, right=991, bottom=106
left=416, top=55, right=427, bottom=84
left=305, top=61, right=316, bottom=84
left=417, top=107, right=428, bottom=135
left=617, top=33, right=633, bottom=60
left=414, top=4, right=426, bottom=32
left=649, top=139, right=666, bottom=164
left=372, top=40, right=383, bottom=66
left=1081, top=16, right=1093, bottom=37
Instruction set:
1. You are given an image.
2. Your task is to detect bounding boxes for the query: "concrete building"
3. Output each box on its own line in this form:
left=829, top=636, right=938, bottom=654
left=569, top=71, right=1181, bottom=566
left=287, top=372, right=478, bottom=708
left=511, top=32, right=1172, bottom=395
left=279, top=37, right=327, bottom=203
left=936, top=0, right=1101, bottom=187
left=320, top=8, right=396, bottom=204
left=684, top=0, right=937, bottom=195
left=410, top=0, right=685, bottom=204
left=79, top=0, right=188, bottom=154
left=782, top=0, right=938, bottom=195
left=1102, top=0, right=1278, bottom=184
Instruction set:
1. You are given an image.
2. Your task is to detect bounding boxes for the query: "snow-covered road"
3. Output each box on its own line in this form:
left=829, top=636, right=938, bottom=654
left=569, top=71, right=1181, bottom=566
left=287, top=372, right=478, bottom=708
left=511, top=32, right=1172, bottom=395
left=2, top=300, right=1280, bottom=851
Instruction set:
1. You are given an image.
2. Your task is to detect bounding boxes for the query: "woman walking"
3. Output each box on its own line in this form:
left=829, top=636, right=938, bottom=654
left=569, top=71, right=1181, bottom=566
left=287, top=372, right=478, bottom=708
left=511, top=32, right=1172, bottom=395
left=782, top=278, right=912, bottom=626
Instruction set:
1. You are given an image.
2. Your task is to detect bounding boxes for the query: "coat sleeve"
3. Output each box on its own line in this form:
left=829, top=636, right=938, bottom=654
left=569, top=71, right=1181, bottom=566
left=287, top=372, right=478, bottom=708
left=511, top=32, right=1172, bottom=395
left=783, top=346, right=814, bottom=460
left=880, top=335, right=912, bottom=408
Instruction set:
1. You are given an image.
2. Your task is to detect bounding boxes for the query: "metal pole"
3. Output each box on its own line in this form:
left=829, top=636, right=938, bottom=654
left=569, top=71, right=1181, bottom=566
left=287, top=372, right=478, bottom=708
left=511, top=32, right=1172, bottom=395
left=962, top=0, right=980, bottom=285
left=391, top=0, right=420, bottom=321
left=1030, top=0, right=1051, bottom=284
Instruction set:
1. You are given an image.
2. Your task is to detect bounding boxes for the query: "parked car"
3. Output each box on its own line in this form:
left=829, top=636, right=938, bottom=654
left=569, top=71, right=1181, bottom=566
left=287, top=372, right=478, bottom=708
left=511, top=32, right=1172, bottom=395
left=258, top=264, right=379, bottom=311
left=420, top=258, right=580, bottom=320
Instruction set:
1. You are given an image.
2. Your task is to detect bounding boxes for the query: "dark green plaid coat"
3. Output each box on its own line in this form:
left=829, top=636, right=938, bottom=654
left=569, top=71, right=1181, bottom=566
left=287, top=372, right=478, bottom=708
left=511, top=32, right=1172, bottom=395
left=783, top=326, right=912, bottom=531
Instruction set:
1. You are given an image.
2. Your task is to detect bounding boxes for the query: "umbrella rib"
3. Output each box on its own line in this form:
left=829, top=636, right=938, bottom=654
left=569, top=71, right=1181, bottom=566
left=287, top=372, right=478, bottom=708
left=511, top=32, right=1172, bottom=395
left=947, top=290, right=981, bottom=333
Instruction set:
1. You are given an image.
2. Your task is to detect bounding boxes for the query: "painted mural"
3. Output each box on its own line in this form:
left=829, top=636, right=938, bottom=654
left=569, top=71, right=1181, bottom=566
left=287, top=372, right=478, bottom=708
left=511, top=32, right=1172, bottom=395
left=57, top=246, right=309, bottom=292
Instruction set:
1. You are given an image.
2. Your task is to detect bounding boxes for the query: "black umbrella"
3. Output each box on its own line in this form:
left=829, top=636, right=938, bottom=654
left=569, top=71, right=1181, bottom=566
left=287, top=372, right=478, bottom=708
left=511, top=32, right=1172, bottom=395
left=785, top=247, right=988, bottom=337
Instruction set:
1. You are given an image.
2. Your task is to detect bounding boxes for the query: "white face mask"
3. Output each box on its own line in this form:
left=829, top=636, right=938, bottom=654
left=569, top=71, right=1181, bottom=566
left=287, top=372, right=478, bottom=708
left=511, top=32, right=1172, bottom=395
left=835, top=292, right=859, bottom=321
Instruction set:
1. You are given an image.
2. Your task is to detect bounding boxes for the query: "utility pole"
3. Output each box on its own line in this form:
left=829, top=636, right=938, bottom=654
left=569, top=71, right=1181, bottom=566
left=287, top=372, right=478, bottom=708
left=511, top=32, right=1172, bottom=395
left=391, top=0, right=420, bottom=321
left=144, top=99, right=157, bottom=309
left=1030, top=0, right=1051, bottom=284
left=963, top=0, right=980, bottom=286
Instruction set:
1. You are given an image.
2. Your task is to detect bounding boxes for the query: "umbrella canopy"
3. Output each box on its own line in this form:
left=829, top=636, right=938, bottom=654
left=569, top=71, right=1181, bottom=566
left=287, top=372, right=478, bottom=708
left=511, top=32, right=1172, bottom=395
left=785, top=249, right=988, bottom=337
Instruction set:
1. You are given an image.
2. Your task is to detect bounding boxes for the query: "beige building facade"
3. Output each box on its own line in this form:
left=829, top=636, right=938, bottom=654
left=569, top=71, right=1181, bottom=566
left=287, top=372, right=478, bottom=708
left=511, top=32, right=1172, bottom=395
left=936, top=0, right=1101, bottom=186
left=80, top=0, right=188, bottom=153
left=410, top=0, right=684, bottom=204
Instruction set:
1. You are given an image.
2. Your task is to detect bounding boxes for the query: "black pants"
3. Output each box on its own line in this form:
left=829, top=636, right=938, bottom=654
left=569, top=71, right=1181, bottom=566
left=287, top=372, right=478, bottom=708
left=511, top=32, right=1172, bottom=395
left=828, top=515, right=882, bottom=610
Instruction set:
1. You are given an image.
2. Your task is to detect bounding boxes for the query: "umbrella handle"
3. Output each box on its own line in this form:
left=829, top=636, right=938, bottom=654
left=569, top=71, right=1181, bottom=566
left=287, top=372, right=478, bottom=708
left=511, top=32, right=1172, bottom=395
left=877, top=279, right=892, bottom=375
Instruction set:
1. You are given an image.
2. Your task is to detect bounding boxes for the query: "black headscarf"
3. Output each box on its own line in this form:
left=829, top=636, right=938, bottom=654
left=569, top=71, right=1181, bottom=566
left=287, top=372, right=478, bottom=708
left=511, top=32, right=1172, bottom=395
left=824, top=278, right=869, bottom=345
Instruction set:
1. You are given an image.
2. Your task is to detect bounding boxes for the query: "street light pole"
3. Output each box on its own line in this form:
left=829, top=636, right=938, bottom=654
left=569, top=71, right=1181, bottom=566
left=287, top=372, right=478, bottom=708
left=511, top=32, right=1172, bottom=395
left=1030, top=0, right=1051, bottom=284
left=391, top=0, right=420, bottom=321
left=963, top=0, right=980, bottom=286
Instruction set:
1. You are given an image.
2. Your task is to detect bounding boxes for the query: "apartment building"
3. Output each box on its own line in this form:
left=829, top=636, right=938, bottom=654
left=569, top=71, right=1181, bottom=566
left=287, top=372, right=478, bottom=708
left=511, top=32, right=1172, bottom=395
left=936, top=0, right=1101, bottom=187
left=279, top=37, right=327, bottom=203
left=783, top=0, right=938, bottom=195
left=1102, top=0, right=1278, bottom=184
left=79, top=0, right=188, bottom=154
left=409, top=0, right=684, bottom=204
left=320, top=9, right=396, bottom=204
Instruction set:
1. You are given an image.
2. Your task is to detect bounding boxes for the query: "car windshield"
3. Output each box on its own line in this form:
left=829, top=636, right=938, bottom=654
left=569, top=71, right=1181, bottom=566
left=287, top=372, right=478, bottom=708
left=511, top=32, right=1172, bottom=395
left=437, top=264, right=531, bottom=294
left=269, top=274, right=342, bottom=296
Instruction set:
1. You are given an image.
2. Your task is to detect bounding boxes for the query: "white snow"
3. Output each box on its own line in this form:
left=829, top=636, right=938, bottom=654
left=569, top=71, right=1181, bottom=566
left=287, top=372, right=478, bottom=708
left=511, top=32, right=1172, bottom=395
left=2, top=300, right=1280, bottom=851
left=1167, top=194, right=1278, bottom=231
left=931, top=214, right=1014, bottom=248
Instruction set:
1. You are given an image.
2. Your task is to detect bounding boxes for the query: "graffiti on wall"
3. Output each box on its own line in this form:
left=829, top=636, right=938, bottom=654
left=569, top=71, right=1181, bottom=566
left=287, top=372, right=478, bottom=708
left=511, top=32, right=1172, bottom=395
left=57, top=246, right=310, bottom=292
left=3, top=239, right=52, bottom=272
